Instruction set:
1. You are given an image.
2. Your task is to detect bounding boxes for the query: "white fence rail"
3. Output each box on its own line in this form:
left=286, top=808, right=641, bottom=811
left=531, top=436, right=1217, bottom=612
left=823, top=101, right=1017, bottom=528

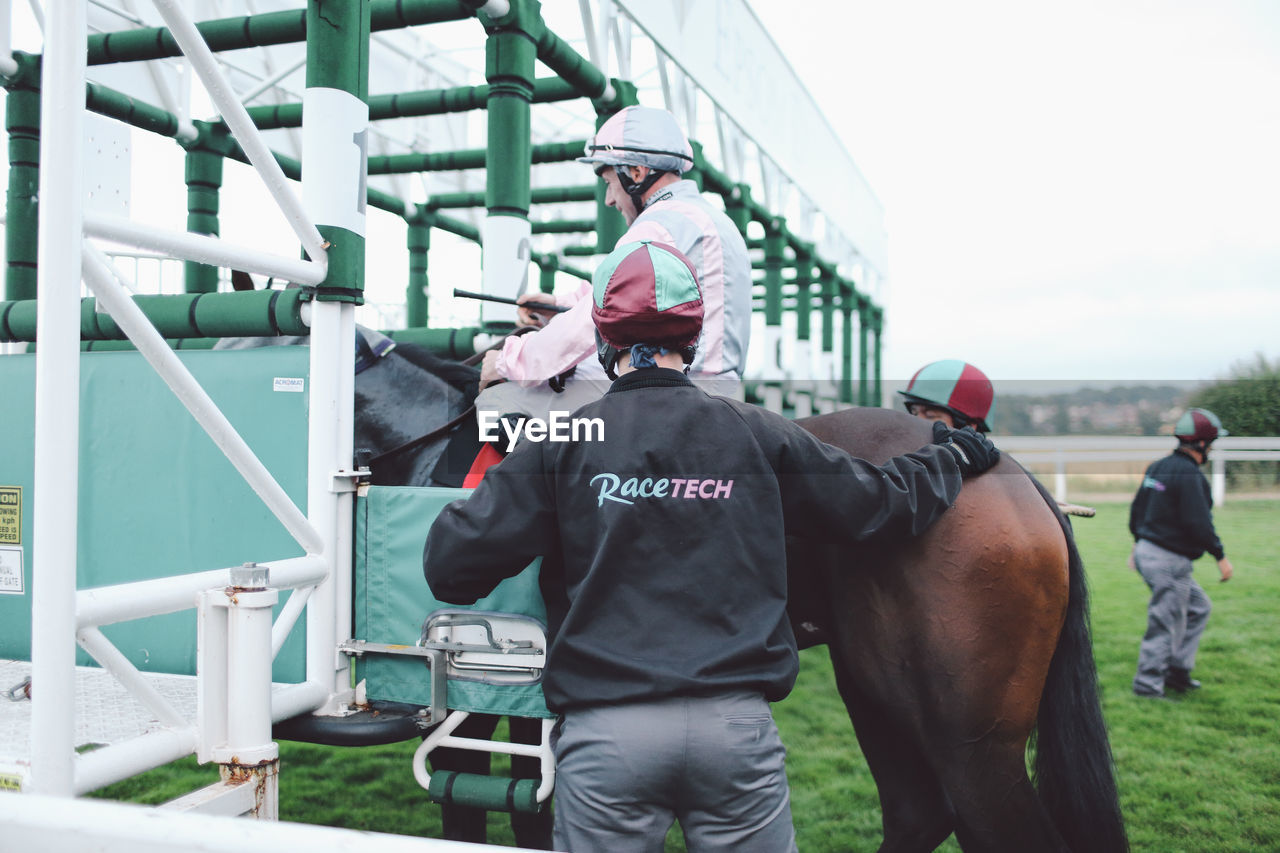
left=998, top=436, right=1280, bottom=506
left=0, top=793, right=538, bottom=853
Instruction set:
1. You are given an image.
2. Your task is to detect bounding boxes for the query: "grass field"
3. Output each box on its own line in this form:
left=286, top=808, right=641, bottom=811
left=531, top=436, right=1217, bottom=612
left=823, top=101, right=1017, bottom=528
left=95, top=499, right=1280, bottom=851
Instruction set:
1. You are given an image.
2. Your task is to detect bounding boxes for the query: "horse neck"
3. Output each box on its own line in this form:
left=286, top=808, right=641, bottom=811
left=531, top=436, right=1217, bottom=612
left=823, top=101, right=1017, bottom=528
left=354, top=350, right=471, bottom=486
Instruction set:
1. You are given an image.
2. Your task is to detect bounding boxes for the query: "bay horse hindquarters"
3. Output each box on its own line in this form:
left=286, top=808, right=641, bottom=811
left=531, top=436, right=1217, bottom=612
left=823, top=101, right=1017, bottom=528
left=793, top=408, right=1125, bottom=852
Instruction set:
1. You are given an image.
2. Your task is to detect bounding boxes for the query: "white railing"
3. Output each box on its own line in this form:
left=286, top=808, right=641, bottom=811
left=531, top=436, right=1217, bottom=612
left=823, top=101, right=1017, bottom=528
left=0, top=793, right=536, bottom=853
left=24, top=0, right=350, bottom=804
left=998, top=435, right=1280, bottom=506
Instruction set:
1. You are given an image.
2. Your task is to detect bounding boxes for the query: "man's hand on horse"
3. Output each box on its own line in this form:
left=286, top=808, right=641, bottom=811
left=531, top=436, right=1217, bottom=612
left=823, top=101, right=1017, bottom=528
left=931, top=421, right=1000, bottom=478
left=516, top=292, right=553, bottom=328
left=480, top=350, right=504, bottom=388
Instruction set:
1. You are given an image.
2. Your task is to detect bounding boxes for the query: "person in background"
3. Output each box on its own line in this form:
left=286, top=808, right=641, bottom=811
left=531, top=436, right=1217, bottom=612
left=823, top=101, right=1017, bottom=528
left=1129, top=407, right=1234, bottom=699
left=477, top=105, right=752, bottom=418
left=426, top=241, right=1000, bottom=852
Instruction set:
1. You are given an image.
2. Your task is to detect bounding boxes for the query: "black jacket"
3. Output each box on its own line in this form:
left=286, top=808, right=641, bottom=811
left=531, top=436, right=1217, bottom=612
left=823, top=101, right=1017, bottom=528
left=424, top=369, right=964, bottom=713
left=1129, top=448, right=1225, bottom=560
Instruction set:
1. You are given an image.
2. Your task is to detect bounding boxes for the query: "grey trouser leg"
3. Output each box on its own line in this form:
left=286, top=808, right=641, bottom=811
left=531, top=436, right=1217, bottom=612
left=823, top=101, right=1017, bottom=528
left=1133, top=539, right=1212, bottom=694
left=551, top=692, right=797, bottom=853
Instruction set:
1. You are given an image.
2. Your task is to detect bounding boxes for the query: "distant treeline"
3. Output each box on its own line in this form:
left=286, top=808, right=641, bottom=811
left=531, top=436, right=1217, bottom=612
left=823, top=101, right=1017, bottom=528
left=990, top=385, right=1191, bottom=436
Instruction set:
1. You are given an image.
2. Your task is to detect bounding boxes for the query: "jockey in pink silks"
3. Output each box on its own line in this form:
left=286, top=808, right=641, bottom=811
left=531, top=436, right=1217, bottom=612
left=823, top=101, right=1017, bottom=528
left=477, top=105, right=752, bottom=419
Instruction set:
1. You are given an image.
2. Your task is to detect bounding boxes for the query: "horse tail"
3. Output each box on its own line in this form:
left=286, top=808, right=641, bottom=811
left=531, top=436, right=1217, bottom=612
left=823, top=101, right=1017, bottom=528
left=1027, top=473, right=1129, bottom=852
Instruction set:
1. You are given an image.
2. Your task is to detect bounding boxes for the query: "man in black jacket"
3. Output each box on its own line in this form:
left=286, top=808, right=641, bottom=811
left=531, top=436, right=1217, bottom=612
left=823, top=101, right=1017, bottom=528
left=424, top=240, right=999, bottom=852
left=1130, top=408, right=1234, bottom=699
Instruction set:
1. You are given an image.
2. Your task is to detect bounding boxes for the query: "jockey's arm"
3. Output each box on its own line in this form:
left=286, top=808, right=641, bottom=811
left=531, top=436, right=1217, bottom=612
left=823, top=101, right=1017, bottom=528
left=424, top=441, right=557, bottom=604
left=492, top=283, right=594, bottom=386
left=493, top=218, right=674, bottom=385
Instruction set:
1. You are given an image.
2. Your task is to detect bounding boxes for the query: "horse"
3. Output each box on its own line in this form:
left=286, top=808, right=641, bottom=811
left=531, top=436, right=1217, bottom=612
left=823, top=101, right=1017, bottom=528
left=787, top=406, right=1127, bottom=852
left=215, top=330, right=478, bottom=487
left=229, top=327, right=1123, bottom=850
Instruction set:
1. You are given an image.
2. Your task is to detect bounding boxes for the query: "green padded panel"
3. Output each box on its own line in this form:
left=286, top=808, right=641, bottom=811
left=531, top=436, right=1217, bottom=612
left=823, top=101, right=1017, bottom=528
left=354, top=485, right=552, bottom=718
left=0, top=348, right=309, bottom=680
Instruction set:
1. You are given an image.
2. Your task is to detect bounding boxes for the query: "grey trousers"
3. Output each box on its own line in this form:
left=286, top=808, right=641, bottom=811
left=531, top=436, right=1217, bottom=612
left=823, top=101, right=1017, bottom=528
left=551, top=692, right=797, bottom=853
left=1133, top=538, right=1212, bottom=695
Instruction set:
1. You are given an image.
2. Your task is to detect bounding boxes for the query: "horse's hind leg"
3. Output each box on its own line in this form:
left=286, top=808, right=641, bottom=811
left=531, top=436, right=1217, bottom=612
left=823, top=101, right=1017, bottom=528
left=930, top=737, right=1068, bottom=853
left=830, top=649, right=955, bottom=853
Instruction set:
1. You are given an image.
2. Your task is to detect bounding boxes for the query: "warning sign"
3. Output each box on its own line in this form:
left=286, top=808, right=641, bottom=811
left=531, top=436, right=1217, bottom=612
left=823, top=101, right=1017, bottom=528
left=0, top=546, right=22, bottom=595
left=0, top=486, right=19, bottom=545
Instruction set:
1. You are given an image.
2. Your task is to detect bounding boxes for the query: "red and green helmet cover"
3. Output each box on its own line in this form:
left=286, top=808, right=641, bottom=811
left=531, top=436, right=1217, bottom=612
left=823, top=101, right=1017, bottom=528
left=1174, top=408, right=1227, bottom=442
left=899, top=359, right=995, bottom=432
left=591, top=240, right=704, bottom=350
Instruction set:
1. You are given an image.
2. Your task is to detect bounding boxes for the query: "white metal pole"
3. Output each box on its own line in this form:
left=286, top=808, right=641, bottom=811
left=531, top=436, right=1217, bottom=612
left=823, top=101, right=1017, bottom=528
left=270, top=584, right=314, bottom=659
left=221, top=588, right=279, bottom=764
left=81, top=247, right=325, bottom=556
left=239, top=54, right=306, bottom=105
left=305, top=300, right=351, bottom=710
left=74, top=727, right=200, bottom=796
left=76, top=627, right=189, bottom=729
left=269, top=680, right=330, bottom=723
left=84, top=211, right=326, bottom=285
left=77, top=555, right=326, bottom=629
left=0, top=0, right=18, bottom=77
left=149, top=0, right=329, bottom=265
left=29, top=0, right=85, bottom=799
left=1211, top=455, right=1226, bottom=507
left=1054, top=452, right=1068, bottom=504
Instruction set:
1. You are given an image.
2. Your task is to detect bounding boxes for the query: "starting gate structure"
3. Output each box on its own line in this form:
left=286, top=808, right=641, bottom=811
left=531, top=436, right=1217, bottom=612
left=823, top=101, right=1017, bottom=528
left=0, top=0, right=888, bottom=841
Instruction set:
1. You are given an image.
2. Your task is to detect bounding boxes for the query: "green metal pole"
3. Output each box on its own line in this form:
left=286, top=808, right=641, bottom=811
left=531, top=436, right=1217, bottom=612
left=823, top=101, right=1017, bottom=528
left=793, top=244, right=813, bottom=376
left=477, top=0, right=539, bottom=312
left=762, top=217, right=786, bottom=383
left=368, top=140, right=583, bottom=175
left=406, top=214, right=430, bottom=326
left=537, top=253, right=557, bottom=294
left=0, top=289, right=310, bottom=341
left=86, top=80, right=189, bottom=139
left=840, top=280, right=856, bottom=405
left=723, top=184, right=753, bottom=243
left=872, top=307, right=884, bottom=406
left=762, top=219, right=786, bottom=327
left=245, top=76, right=580, bottom=130
left=304, top=0, right=370, bottom=303
left=427, top=183, right=595, bottom=209
left=4, top=53, right=40, bottom=302
left=87, top=0, right=486, bottom=65
left=818, top=263, right=836, bottom=364
left=858, top=295, right=870, bottom=407
left=184, top=126, right=225, bottom=294
left=531, top=219, right=596, bottom=234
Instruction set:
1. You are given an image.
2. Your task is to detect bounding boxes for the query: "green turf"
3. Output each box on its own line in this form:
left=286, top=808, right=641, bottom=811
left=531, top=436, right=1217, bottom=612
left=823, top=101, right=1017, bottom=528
left=94, top=500, right=1280, bottom=851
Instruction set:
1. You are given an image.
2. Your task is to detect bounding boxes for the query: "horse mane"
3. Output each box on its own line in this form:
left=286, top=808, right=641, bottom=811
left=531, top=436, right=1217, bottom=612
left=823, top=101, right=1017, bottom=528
left=390, top=341, right=480, bottom=403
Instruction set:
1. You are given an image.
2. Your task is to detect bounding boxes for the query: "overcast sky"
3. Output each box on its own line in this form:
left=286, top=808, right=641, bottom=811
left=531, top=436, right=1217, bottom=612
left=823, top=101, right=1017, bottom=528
left=7, top=3, right=1277, bottom=390
left=750, top=0, right=1280, bottom=386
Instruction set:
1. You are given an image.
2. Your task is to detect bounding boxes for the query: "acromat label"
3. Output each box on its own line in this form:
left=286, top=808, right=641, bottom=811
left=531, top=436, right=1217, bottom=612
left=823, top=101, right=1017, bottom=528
left=274, top=377, right=305, bottom=393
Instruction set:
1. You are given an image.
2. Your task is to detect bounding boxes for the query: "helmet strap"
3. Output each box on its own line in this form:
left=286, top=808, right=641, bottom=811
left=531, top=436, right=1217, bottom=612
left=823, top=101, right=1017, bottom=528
left=595, top=328, right=622, bottom=380
left=614, top=165, right=666, bottom=215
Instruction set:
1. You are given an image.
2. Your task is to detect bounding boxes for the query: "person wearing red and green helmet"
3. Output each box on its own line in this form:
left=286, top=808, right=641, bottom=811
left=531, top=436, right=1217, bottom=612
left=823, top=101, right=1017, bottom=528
left=427, top=241, right=1000, bottom=853
left=477, top=105, right=752, bottom=417
left=1129, top=408, right=1234, bottom=699
left=898, top=359, right=994, bottom=432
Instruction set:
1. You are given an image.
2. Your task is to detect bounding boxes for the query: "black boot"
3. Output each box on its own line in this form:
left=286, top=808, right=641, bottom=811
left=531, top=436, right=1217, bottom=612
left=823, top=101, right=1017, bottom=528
left=1166, top=667, right=1201, bottom=692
